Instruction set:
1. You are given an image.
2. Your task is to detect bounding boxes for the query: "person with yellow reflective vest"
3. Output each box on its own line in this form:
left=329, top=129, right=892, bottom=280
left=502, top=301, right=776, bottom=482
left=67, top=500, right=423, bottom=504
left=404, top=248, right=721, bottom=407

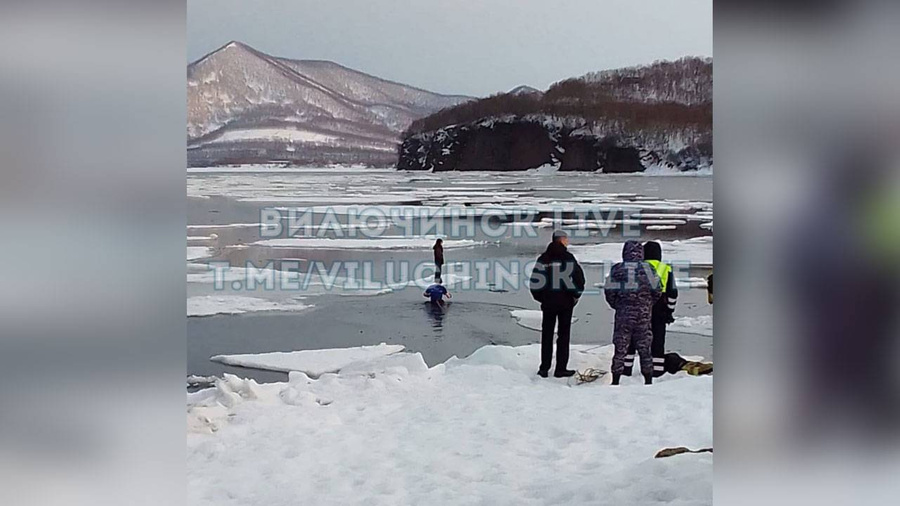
left=622, top=241, right=678, bottom=377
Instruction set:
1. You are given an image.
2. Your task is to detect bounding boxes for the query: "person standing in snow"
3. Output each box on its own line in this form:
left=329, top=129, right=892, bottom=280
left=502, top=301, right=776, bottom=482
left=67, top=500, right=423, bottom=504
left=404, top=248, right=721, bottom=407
left=622, top=241, right=678, bottom=378
left=604, top=240, right=662, bottom=385
left=529, top=230, right=585, bottom=378
left=433, top=238, right=444, bottom=281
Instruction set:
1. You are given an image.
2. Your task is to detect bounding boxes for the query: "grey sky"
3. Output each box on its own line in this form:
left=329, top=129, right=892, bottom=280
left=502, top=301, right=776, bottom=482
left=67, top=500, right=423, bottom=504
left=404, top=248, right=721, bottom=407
left=188, top=0, right=712, bottom=97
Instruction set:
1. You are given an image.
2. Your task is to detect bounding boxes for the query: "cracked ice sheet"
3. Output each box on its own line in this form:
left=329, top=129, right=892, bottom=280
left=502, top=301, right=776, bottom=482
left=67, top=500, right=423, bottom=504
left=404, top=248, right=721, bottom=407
left=209, top=343, right=406, bottom=377
left=569, top=236, right=713, bottom=268
left=188, top=344, right=712, bottom=505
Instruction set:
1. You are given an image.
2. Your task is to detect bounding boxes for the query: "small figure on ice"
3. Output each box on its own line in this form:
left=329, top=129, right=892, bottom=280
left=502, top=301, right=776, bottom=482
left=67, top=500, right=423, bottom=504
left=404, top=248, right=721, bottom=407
left=424, top=278, right=451, bottom=305
left=433, top=238, right=444, bottom=281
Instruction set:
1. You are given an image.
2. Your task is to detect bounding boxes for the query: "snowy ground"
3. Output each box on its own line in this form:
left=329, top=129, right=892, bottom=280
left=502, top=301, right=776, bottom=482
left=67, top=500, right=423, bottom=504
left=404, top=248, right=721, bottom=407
left=187, top=343, right=712, bottom=505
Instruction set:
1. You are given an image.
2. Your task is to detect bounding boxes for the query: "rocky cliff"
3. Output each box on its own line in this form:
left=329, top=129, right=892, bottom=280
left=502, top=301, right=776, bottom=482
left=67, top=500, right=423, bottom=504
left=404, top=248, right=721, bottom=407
left=400, top=57, right=712, bottom=173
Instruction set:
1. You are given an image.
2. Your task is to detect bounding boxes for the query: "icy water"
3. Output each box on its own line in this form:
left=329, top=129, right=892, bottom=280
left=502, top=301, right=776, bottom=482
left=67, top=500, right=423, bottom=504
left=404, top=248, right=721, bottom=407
left=187, top=167, right=713, bottom=383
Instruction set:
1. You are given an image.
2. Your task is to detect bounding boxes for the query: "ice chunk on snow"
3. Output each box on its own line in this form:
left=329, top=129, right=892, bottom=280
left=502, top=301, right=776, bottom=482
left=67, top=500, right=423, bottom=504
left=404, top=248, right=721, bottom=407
left=509, top=309, right=578, bottom=332
left=669, top=315, right=713, bottom=337
left=339, top=351, right=430, bottom=377
left=187, top=295, right=312, bottom=317
left=210, top=343, right=406, bottom=377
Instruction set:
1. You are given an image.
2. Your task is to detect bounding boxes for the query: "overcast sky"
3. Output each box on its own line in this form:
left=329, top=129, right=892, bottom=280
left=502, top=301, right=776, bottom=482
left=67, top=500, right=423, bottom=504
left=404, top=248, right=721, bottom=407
left=188, top=0, right=712, bottom=97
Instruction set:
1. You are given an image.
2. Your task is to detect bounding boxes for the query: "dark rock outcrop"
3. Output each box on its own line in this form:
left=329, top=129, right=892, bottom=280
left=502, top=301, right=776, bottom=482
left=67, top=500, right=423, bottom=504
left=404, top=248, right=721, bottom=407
left=399, top=119, right=710, bottom=173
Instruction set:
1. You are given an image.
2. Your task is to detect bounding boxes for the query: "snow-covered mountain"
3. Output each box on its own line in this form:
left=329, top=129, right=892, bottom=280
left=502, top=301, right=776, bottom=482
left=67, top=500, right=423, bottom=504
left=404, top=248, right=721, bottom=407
left=508, top=85, right=542, bottom=96
left=187, top=41, right=471, bottom=167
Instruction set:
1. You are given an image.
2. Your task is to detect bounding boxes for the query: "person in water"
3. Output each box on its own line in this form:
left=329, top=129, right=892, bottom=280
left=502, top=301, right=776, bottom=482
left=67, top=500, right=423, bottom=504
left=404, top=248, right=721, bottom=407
left=424, top=278, right=451, bottom=304
left=604, top=240, right=662, bottom=385
left=623, top=241, right=678, bottom=378
left=529, top=230, right=585, bottom=378
left=433, top=238, right=444, bottom=281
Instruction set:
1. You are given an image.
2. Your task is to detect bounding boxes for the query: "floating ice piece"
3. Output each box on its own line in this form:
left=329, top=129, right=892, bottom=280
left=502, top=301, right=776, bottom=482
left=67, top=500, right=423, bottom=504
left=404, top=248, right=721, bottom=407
left=187, top=296, right=312, bottom=317
left=187, top=223, right=269, bottom=230
left=237, top=195, right=421, bottom=204
left=526, top=163, right=560, bottom=174
left=187, top=246, right=213, bottom=261
left=509, top=309, right=579, bottom=332
left=210, top=343, right=406, bottom=377
left=570, top=236, right=713, bottom=267
left=678, top=277, right=710, bottom=289
left=252, top=237, right=483, bottom=250
left=640, top=165, right=714, bottom=176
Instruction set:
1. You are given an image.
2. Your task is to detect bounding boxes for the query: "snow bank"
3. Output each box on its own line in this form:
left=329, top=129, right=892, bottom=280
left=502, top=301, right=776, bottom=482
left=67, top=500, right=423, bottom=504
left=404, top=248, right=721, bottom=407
left=509, top=309, right=579, bottom=332
left=188, top=343, right=712, bottom=505
left=570, top=236, right=713, bottom=267
left=669, top=315, right=713, bottom=337
left=210, top=343, right=406, bottom=377
left=187, top=295, right=313, bottom=317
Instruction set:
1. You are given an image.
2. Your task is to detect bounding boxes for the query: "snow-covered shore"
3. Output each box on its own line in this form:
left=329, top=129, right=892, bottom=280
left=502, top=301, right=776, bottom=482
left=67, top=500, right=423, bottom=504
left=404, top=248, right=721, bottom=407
left=188, top=343, right=712, bottom=505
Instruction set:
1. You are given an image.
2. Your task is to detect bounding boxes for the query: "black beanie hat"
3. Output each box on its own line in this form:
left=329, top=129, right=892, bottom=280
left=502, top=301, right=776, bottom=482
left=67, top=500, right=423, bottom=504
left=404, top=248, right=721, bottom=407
left=643, top=241, right=662, bottom=261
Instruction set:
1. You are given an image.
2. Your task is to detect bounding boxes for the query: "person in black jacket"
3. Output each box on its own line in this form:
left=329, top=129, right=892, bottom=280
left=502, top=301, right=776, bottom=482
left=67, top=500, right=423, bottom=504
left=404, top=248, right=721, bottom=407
left=529, top=230, right=586, bottom=378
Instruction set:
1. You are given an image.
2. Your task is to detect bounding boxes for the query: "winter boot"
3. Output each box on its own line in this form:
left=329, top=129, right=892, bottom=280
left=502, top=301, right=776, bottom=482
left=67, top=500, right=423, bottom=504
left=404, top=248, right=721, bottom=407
left=643, top=373, right=653, bottom=385
left=554, top=369, right=576, bottom=378
left=611, top=373, right=621, bottom=385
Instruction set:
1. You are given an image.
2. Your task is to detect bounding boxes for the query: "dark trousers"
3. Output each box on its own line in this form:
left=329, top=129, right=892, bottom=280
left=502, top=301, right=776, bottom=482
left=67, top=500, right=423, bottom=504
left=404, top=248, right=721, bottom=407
left=540, top=303, right=573, bottom=373
left=435, top=262, right=443, bottom=281
left=625, top=317, right=667, bottom=376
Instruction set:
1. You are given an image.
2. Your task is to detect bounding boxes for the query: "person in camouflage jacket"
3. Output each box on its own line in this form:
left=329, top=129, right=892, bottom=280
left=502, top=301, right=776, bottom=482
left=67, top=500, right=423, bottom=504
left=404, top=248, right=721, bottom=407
left=604, top=240, right=662, bottom=385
